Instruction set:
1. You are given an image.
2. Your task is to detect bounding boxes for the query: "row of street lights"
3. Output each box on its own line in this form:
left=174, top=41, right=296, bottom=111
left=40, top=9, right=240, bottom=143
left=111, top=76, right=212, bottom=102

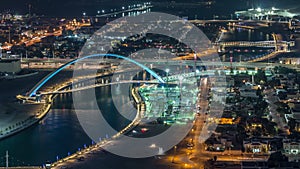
left=83, top=2, right=151, bottom=16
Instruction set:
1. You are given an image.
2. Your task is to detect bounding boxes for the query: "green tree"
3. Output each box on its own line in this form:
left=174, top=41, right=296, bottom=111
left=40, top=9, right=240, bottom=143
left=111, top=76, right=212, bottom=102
left=288, top=118, right=296, bottom=132
left=254, top=69, right=267, bottom=84
left=268, top=151, right=288, bottom=168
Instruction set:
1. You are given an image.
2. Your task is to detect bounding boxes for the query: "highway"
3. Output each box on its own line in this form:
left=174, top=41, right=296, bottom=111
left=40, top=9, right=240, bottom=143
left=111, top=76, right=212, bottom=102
left=39, top=70, right=201, bottom=95
left=15, top=60, right=277, bottom=168
left=160, top=77, right=268, bottom=169
left=20, top=58, right=300, bottom=72
left=1, top=5, right=153, bottom=51
left=172, top=49, right=217, bottom=60
left=41, top=80, right=164, bottom=95
left=248, top=51, right=282, bottom=62
left=214, top=41, right=293, bottom=49
left=95, top=5, right=153, bottom=17
left=189, top=19, right=289, bottom=24
left=1, top=18, right=89, bottom=51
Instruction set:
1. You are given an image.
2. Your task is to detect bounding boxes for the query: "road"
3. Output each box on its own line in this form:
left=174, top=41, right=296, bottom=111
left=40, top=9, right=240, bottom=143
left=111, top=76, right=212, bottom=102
left=1, top=21, right=86, bottom=50
left=159, top=77, right=269, bottom=169
left=172, top=49, right=217, bottom=61
left=264, top=89, right=290, bottom=135
left=248, top=51, right=283, bottom=62
left=20, top=57, right=300, bottom=72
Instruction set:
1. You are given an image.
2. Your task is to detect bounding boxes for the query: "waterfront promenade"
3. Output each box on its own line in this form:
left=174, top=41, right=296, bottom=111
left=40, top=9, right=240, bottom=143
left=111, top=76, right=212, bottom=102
left=0, top=72, right=50, bottom=140
left=51, top=87, right=145, bottom=169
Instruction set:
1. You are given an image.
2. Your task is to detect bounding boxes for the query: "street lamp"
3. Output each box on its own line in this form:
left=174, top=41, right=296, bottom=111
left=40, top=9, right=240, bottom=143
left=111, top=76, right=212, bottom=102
left=166, top=68, right=170, bottom=98
left=0, top=43, right=2, bottom=58
left=256, top=7, right=262, bottom=12
left=166, top=68, right=170, bottom=74
left=165, top=69, right=170, bottom=84
left=178, top=75, right=183, bottom=108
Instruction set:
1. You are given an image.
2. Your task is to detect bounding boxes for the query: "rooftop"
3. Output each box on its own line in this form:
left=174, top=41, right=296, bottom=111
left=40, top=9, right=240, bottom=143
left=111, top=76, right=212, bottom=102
left=0, top=58, right=20, bottom=63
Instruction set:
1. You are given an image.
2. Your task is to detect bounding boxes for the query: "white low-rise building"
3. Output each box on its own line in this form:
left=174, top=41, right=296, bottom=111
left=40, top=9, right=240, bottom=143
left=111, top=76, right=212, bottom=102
left=283, top=139, right=300, bottom=162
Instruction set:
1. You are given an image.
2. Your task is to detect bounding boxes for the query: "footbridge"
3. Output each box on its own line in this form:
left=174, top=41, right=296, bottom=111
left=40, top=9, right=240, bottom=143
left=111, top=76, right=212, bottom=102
left=27, top=53, right=165, bottom=97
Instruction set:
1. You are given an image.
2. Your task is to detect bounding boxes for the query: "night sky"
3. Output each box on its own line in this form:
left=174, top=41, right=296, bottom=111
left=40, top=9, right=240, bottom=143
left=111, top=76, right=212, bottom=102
left=0, top=0, right=129, bottom=16
left=0, top=0, right=299, bottom=17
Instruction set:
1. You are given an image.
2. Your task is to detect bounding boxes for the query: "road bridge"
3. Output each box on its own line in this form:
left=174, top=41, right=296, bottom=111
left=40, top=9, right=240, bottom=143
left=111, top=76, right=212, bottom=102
left=189, top=19, right=289, bottom=24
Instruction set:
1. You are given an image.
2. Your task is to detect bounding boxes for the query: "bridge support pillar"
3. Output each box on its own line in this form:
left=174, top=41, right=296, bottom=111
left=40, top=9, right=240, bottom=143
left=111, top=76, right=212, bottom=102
left=218, top=45, right=225, bottom=52
left=283, top=45, right=289, bottom=52
left=143, top=71, right=146, bottom=81
left=222, top=55, right=226, bottom=62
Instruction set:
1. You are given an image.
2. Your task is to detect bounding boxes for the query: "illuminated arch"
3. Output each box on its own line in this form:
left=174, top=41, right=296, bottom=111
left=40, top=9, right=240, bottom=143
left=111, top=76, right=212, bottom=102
left=28, top=53, right=165, bottom=97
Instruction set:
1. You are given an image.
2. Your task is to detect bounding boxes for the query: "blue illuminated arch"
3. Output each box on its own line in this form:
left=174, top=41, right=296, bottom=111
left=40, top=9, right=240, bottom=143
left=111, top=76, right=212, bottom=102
left=28, top=53, right=165, bottom=97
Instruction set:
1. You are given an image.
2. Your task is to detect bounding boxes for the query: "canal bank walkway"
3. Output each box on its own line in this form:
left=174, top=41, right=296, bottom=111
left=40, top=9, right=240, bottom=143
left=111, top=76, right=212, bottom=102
left=0, top=100, right=49, bottom=140
left=0, top=71, right=52, bottom=140
left=1, top=65, right=126, bottom=140
left=50, top=87, right=144, bottom=169
left=0, top=69, right=115, bottom=141
left=0, top=90, right=54, bottom=140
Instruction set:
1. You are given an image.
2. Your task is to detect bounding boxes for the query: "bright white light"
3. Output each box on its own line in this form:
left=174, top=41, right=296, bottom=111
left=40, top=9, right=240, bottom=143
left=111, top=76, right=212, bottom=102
left=149, top=144, right=156, bottom=148
left=166, top=68, right=170, bottom=73
left=83, top=12, right=86, bottom=16
left=178, top=76, right=183, bottom=81
left=122, top=6, right=125, bottom=10
left=272, top=7, right=276, bottom=11
left=102, top=10, right=105, bottom=13
left=256, top=7, right=262, bottom=12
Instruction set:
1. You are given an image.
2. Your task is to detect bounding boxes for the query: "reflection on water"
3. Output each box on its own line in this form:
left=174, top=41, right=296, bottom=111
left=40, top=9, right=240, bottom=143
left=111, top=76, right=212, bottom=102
left=0, top=86, right=131, bottom=166
left=220, top=28, right=271, bottom=42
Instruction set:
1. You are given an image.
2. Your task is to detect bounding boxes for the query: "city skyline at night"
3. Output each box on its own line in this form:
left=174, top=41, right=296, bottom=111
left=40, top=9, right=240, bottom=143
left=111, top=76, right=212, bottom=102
left=0, top=0, right=300, bottom=169
left=0, top=0, right=299, bottom=16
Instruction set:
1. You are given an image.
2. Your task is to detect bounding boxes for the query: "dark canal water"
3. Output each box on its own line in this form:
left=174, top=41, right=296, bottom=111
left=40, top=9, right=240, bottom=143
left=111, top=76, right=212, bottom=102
left=0, top=84, right=131, bottom=167
left=0, top=22, right=277, bottom=167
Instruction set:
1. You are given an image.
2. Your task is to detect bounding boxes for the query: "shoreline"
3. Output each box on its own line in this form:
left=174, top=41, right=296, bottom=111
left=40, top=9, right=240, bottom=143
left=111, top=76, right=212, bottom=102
left=0, top=96, right=52, bottom=140
left=0, top=69, right=146, bottom=167
left=50, top=86, right=145, bottom=168
left=0, top=70, right=114, bottom=141
left=3, top=72, right=39, bottom=80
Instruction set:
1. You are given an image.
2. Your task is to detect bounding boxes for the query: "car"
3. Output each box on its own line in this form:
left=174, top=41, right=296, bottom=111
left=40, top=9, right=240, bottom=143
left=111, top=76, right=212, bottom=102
left=187, top=146, right=194, bottom=150
left=187, top=143, right=194, bottom=147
